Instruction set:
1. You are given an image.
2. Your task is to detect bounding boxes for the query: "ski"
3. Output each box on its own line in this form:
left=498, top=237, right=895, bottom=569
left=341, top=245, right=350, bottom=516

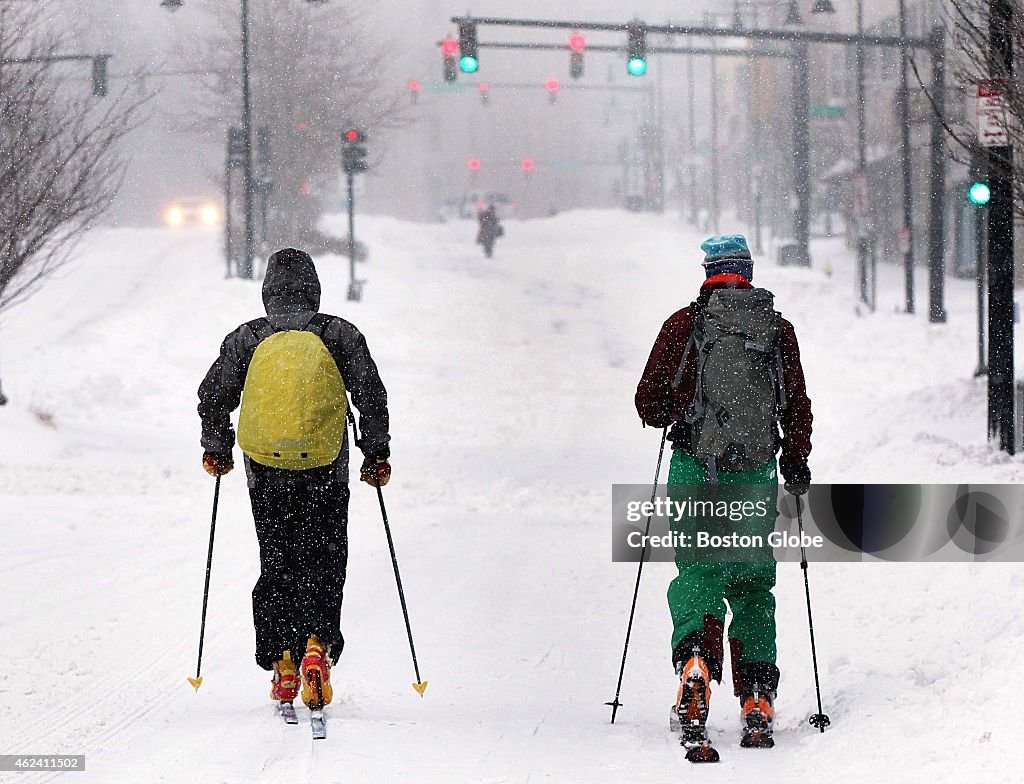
left=310, top=709, right=327, bottom=740
left=740, top=726, right=774, bottom=749
left=680, top=725, right=720, bottom=763
left=669, top=705, right=720, bottom=763
left=278, top=701, right=298, bottom=725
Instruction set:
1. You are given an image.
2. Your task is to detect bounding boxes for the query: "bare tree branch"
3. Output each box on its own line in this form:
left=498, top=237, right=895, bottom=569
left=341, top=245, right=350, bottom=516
left=175, top=0, right=413, bottom=251
left=0, top=3, right=151, bottom=314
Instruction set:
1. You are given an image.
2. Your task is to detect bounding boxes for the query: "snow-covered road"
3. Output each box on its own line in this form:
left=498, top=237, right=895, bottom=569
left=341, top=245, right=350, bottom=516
left=1, top=211, right=1020, bottom=782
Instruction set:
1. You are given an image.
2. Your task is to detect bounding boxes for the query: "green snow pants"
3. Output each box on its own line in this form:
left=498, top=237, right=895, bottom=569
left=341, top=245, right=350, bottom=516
left=667, top=450, right=780, bottom=695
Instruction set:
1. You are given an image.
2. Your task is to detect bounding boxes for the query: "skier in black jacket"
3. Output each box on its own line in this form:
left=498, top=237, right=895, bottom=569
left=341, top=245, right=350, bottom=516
left=197, top=247, right=391, bottom=712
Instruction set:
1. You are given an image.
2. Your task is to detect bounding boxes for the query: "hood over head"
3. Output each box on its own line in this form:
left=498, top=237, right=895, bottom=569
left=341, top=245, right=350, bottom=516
left=262, top=248, right=321, bottom=316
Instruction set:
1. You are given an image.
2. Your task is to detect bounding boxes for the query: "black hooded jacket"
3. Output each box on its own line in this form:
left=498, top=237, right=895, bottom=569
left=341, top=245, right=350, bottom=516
left=197, top=249, right=390, bottom=480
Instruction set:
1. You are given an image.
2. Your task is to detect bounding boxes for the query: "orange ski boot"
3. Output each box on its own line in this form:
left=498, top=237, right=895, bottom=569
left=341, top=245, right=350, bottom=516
left=300, top=635, right=333, bottom=710
left=673, top=647, right=720, bottom=763
left=739, top=686, right=776, bottom=748
left=270, top=651, right=300, bottom=702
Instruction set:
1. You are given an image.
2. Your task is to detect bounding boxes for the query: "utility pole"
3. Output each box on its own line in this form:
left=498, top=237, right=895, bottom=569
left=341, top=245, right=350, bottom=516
left=898, top=0, right=915, bottom=314
left=708, top=20, right=720, bottom=234
left=855, top=0, right=869, bottom=302
left=239, top=0, right=256, bottom=279
left=687, top=37, right=697, bottom=225
left=927, top=25, right=947, bottom=324
left=791, top=40, right=811, bottom=266
left=986, top=0, right=1015, bottom=453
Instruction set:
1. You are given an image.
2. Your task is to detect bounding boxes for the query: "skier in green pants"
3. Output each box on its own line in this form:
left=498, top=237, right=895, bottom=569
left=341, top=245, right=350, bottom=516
left=635, top=234, right=813, bottom=750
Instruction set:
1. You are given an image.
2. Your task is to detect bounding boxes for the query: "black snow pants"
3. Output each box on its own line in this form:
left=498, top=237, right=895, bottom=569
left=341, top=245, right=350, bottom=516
left=249, top=461, right=349, bottom=670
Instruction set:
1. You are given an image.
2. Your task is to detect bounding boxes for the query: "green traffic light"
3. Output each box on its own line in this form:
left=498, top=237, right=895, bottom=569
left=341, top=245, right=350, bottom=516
left=968, top=181, right=991, bottom=206
left=460, top=56, right=479, bottom=73
left=627, top=57, right=647, bottom=76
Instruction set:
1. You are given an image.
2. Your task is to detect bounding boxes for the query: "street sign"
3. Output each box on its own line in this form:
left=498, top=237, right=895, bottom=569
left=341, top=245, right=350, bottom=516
left=809, top=104, right=847, bottom=119
left=977, top=80, right=1009, bottom=148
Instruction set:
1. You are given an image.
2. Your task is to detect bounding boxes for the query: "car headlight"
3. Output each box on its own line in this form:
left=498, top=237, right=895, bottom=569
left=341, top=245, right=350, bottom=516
left=166, top=206, right=184, bottom=227
left=200, top=204, right=220, bottom=225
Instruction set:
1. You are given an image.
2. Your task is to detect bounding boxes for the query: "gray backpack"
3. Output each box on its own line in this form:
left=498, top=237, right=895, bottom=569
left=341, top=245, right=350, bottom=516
left=677, top=288, right=788, bottom=480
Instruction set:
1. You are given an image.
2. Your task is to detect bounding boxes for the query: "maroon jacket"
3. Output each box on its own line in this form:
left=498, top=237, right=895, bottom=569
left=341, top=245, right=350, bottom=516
left=634, top=274, right=813, bottom=483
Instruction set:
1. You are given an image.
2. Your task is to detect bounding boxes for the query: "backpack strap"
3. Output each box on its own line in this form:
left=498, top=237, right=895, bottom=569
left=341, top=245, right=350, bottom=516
left=766, top=312, right=788, bottom=414
left=304, top=312, right=331, bottom=336
left=244, top=317, right=275, bottom=342
left=671, top=332, right=697, bottom=392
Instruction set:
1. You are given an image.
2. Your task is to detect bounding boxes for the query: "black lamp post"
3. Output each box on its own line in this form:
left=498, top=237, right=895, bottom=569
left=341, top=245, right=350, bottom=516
left=162, top=0, right=327, bottom=279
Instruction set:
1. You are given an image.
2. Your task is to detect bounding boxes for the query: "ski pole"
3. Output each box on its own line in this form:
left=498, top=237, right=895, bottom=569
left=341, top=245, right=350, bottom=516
left=188, top=474, right=221, bottom=692
left=347, top=409, right=427, bottom=697
left=795, top=494, right=830, bottom=732
left=606, top=425, right=669, bottom=724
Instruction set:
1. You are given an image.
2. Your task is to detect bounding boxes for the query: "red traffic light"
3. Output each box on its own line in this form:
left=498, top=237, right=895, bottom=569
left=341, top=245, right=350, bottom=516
left=296, top=121, right=309, bottom=132
left=569, top=33, right=586, bottom=52
left=468, top=158, right=481, bottom=171
left=545, top=78, right=560, bottom=93
left=408, top=79, right=421, bottom=92
left=478, top=82, right=489, bottom=92
left=441, top=37, right=458, bottom=56
left=344, top=128, right=362, bottom=143
left=521, top=158, right=535, bottom=171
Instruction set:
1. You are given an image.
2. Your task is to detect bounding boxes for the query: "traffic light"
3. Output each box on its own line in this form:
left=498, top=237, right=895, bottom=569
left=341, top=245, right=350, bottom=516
left=479, top=82, right=490, bottom=106
left=569, top=33, right=585, bottom=79
left=408, top=79, right=421, bottom=104
left=546, top=78, right=559, bottom=104
left=92, top=56, right=108, bottom=97
left=342, top=128, right=368, bottom=174
left=458, top=21, right=479, bottom=73
left=468, top=158, right=481, bottom=171
left=968, top=181, right=991, bottom=206
left=521, top=158, right=535, bottom=176
left=442, top=38, right=458, bottom=82
left=627, top=24, right=647, bottom=76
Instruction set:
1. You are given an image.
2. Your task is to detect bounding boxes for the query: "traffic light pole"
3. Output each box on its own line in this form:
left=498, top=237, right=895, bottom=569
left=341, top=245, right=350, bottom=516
left=976, top=203, right=988, bottom=378
left=986, top=0, right=1015, bottom=453
left=927, top=25, right=947, bottom=324
left=347, top=171, right=357, bottom=300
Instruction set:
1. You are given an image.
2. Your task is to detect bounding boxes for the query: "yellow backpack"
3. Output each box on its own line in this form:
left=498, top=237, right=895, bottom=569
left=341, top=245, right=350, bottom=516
left=237, top=315, right=347, bottom=470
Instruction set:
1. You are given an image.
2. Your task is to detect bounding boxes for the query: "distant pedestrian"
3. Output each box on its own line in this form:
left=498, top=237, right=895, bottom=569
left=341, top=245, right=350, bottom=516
left=476, top=203, right=503, bottom=258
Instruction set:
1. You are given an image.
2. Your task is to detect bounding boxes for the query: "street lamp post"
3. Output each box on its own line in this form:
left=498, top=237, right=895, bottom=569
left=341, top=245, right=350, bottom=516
left=162, top=0, right=326, bottom=279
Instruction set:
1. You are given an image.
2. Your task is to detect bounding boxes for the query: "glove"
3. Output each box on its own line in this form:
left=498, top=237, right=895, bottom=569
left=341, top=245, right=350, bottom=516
left=782, top=458, right=810, bottom=496
left=784, top=480, right=810, bottom=496
left=202, top=452, right=234, bottom=477
left=360, top=457, right=391, bottom=488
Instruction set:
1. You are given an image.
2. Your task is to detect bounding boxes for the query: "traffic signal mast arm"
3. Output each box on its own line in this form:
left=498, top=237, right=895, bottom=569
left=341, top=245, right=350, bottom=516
left=2, top=52, right=114, bottom=97
left=435, top=39, right=794, bottom=59
left=449, top=15, right=931, bottom=49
